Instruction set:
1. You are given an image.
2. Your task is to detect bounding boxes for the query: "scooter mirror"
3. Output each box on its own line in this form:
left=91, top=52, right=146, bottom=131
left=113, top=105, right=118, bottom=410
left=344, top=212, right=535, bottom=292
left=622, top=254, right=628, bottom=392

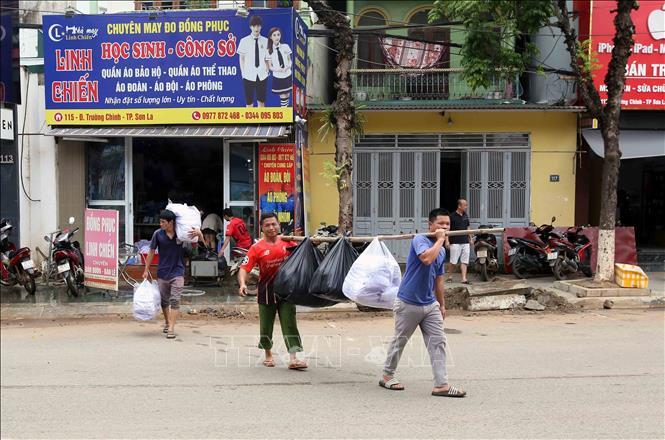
left=551, top=216, right=556, bottom=223
left=68, top=217, right=75, bottom=225
left=44, top=235, right=50, bottom=242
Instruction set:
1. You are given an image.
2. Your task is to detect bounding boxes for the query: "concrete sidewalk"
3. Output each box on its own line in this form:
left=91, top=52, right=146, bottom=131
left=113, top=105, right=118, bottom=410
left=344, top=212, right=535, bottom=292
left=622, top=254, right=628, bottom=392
left=2, top=272, right=663, bottom=321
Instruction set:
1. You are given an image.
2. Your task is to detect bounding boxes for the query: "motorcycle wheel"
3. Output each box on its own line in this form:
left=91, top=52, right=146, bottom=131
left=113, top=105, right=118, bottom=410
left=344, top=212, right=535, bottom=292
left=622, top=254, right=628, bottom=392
left=511, top=256, right=528, bottom=279
left=581, top=249, right=593, bottom=277
left=553, top=258, right=567, bottom=281
left=65, top=272, right=80, bottom=297
left=23, top=275, right=36, bottom=295
left=478, top=262, right=489, bottom=282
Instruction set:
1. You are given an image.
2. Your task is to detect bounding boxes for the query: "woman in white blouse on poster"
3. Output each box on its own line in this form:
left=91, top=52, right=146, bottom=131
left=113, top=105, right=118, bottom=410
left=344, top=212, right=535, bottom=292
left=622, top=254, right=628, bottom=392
left=265, top=27, right=293, bottom=107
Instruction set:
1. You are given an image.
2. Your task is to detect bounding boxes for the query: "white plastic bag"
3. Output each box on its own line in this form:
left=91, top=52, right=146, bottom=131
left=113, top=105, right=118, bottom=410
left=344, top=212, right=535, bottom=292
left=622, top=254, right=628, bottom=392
left=343, top=238, right=401, bottom=309
left=165, top=202, right=201, bottom=243
left=133, top=279, right=161, bottom=321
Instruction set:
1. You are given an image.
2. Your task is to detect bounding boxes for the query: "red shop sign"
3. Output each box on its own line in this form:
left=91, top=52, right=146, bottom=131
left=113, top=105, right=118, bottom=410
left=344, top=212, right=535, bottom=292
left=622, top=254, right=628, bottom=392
left=590, top=0, right=665, bottom=109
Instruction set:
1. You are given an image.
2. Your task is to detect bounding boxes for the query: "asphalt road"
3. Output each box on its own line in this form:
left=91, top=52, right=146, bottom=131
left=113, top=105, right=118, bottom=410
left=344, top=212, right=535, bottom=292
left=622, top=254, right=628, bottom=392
left=1, top=310, right=664, bottom=439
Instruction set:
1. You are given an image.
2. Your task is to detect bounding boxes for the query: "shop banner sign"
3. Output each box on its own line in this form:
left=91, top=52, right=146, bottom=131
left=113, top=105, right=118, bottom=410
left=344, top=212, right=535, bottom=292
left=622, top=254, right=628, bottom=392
left=293, top=13, right=308, bottom=118
left=258, top=144, right=296, bottom=231
left=84, top=208, right=119, bottom=291
left=590, top=1, right=665, bottom=109
left=43, top=8, right=307, bottom=125
left=1, top=8, right=21, bottom=104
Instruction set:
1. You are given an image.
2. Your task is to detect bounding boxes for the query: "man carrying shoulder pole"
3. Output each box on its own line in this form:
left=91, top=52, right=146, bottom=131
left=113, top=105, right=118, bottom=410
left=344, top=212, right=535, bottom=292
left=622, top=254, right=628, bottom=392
left=379, top=208, right=466, bottom=398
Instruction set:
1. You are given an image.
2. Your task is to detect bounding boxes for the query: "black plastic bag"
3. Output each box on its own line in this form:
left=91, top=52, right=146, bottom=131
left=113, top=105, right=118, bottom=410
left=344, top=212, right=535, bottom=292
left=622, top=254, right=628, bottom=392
left=273, top=238, right=337, bottom=308
left=309, top=238, right=359, bottom=302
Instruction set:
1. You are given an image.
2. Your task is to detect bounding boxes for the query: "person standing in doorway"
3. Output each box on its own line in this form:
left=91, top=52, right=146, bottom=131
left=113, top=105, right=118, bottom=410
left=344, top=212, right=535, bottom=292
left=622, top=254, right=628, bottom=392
left=143, top=210, right=204, bottom=339
left=449, top=199, right=472, bottom=284
left=218, top=208, right=253, bottom=257
left=237, top=15, right=269, bottom=107
left=238, top=212, right=308, bottom=370
left=201, top=209, right=224, bottom=250
left=379, top=208, right=466, bottom=397
left=265, top=27, right=293, bottom=107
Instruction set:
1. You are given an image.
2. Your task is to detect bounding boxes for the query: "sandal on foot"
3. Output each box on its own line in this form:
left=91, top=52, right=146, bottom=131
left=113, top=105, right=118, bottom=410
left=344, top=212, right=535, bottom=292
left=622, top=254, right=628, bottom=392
left=432, top=385, right=466, bottom=397
left=166, top=331, right=176, bottom=339
left=379, top=378, right=404, bottom=391
left=288, top=360, right=308, bottom=370
left=262, top=359, right=275, bottom=367
left=163, top=325, right=168, bottom=334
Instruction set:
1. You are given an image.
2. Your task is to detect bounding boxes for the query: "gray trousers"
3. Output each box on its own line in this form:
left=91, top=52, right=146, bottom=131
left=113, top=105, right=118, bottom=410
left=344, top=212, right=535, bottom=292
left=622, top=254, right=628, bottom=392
left=383, top=299, right=448, bottom=387
left=157, top=276, right=184, bottom=310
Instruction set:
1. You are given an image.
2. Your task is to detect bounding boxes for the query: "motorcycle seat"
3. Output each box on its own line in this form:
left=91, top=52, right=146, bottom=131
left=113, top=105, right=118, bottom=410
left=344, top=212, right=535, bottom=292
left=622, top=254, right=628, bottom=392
left=515, top=237, right=543, bottom=246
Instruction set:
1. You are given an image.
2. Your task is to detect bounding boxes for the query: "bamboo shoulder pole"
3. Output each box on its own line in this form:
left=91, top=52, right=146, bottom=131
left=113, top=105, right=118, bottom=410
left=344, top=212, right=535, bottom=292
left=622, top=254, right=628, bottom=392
left=279, top=227, right=505, bottom=243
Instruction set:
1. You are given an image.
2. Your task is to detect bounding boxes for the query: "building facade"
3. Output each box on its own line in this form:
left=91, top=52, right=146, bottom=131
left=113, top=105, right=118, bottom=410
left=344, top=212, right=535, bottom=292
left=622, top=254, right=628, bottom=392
left=574, top=0, right=665, bottom=265
left=306, top=0, right=582, bottom=261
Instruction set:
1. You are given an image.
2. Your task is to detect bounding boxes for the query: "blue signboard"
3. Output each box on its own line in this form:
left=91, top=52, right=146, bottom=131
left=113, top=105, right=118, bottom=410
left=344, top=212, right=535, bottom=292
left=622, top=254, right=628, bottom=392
left=43, top=8, right=307, bottom=125
left=0, top=10, right=20, bottom=104
left=293, top=13, right=307, bottom=118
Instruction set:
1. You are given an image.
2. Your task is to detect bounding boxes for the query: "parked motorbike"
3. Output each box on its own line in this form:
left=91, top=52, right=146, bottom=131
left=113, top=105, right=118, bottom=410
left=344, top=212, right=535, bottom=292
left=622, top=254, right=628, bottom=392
left=45, top=218, right=85, bottom=297
left=0, top=219, right=37, bottom=294
left=473, top=225, right=498, bottom=281
left=551, top=226, right=594, bottom=280
left=228, top=244, right=259, bottom=287
left=507, top=217, right=560, bottom=279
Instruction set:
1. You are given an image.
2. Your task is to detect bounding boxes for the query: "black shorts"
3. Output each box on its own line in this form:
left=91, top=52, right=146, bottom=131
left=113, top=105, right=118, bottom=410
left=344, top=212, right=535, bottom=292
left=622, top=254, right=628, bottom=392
left=243, top=78, right=267, bottom=105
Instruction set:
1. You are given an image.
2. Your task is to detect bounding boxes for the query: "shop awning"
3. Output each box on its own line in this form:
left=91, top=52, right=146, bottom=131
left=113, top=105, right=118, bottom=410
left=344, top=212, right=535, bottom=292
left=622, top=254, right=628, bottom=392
left=583, top=129, right=665, bottom=159
left=45, top=125, right=291, bottom=139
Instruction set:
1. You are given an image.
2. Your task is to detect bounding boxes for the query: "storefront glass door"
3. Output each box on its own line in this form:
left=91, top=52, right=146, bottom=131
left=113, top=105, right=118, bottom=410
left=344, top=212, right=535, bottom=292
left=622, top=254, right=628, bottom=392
left=223, top=140, right=257, bottom=244
left=86, top=138, right=133, bottom=245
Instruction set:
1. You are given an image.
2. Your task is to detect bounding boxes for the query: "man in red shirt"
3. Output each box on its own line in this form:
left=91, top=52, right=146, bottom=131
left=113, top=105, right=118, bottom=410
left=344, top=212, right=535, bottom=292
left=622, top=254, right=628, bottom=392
left=238, top=212, right=307, bottom=370
left=218, top=208, right=253, bottom=258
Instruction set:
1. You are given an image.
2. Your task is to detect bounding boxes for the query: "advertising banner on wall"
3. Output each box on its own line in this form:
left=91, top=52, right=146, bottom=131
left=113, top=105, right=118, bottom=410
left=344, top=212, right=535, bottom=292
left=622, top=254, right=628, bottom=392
left=84, top=208, right=119, bottom=291
left=43, top=8, right=307, bottom=125
left=258, top=144, right=296, bottom=232
left=590, top=0, right=665, bottom=109
left=293, top=13, right=308, bottom=118
left=0, top=3, right=21, bottom=104
left=0, top=107, right=19, bottom=245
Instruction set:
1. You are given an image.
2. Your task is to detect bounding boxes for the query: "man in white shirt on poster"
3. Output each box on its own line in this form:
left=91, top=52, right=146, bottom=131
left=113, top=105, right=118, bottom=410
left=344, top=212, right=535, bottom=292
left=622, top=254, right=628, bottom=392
left=237, top=15, right=269, bottom=108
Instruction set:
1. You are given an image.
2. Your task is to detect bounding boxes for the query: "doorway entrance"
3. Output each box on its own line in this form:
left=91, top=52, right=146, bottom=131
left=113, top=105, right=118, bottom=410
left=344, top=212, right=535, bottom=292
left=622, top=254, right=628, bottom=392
left=132, top=137, right=224, bottom=241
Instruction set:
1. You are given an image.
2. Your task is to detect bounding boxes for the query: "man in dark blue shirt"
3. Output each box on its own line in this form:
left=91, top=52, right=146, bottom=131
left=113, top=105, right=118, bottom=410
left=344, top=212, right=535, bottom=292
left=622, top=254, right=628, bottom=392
left=449, top=199, right=472, bottom=284
left=379, top=208, right=466, bottom=398
left=143, top=210, right=203, bottom=339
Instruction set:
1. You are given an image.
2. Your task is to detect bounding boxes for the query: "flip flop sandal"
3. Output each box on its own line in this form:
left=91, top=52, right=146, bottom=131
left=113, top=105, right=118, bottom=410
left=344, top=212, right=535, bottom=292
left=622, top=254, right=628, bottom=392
left=262, top=359, right=275, bottom=367
left=166, top=331, right=176, bottom=339
left=461, top=281, right=472, bottom=285
left=288, top=361, right=308, bottom=370
left=163, top=325, right=168, bottom=334
left=431, top=385, right=466, bottom=398
left=379, top=378, right=404, bottom=391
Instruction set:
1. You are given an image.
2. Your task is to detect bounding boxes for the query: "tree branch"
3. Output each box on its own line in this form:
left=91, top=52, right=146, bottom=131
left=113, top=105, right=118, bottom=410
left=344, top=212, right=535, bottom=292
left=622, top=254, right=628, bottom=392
left=554, top=0, right=603, bottom=117
left=602, top=0, right=638, bottom=121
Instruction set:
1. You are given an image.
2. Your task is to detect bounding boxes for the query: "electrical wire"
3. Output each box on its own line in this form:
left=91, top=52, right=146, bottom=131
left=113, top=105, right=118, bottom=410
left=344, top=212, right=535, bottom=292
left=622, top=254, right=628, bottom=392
left=19, top=70, right=40, bottom=202
left=1, top=4, right=657, bottom=38
left=311, top=38, right=461, bottom=68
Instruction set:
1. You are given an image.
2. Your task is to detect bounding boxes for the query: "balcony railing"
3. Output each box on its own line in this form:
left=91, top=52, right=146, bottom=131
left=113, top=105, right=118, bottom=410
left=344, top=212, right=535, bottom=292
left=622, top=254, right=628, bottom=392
left=350, top=68, right=509, bottom=102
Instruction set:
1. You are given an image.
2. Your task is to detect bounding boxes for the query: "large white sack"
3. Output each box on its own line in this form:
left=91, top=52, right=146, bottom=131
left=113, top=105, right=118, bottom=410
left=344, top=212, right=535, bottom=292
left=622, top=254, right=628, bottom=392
left=343, top=238, right=401, bottom=309
left=165, top=202, right=201, bottom=243
left=133, top=279, right=160, bottom=321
